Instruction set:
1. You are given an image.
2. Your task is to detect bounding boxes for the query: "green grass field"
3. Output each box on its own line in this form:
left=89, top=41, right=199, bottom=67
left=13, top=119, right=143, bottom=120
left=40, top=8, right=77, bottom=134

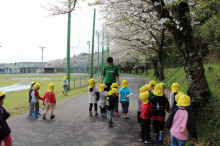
left=128, top=64, right=220, bottom=144
left=0, top=74, right=100, bottom=118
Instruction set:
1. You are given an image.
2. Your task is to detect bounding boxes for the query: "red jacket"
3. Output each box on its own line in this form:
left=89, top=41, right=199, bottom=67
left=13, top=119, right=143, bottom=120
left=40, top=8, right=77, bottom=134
left=140, top=103, right=151, bottom=120
left=43, top=91, right=56, bottom=104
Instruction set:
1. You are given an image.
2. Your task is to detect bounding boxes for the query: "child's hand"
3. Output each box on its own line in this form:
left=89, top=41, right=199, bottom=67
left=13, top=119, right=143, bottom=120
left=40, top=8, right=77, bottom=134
left=125, top=96, right=129, bottom=99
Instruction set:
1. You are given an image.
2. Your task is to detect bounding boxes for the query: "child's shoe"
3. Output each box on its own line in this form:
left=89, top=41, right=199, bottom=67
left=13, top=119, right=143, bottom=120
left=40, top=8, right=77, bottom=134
left=116, top=112, right=120, bottom=116
left=114, top=112, right=118, bottom=117
left=154, top=133, right=159, bottom=142
left=36, top=112, right=41, bottom=116
left=34, top=112, right=40, bottom=118
left=139, top=138, right=143, bottom=142
left=50, top=115, right=55, bottom=119
left=43, top=115, right=46, bottom=120
left=29, top=113, right=34, bottom=116
left=144, top=140, right=152, bottom=144
left=159, top=131, right=163, bottom=144
left=95, top=112, right=99, bottom=116
left=103, top=113, right=107, bottom=117
left=89, top=112, right=93, bottom=116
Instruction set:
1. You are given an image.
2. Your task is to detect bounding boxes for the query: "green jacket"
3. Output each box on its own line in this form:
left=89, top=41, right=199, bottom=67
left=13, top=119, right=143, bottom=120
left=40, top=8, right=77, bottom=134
left=102, top=64, right=119, bottom=83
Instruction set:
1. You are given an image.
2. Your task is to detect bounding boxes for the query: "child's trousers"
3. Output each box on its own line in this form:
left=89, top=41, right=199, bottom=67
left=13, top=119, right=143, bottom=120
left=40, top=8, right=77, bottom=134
left=99, top=106, right=106, bottom=114
left=140, top=118, right=151, bottom=140
left=152, top=120, right=164, bottom=133
left=44, top=102, right=54, bottom=115
left=29, top=102, right=39, bottom=115
left=89, top=103, right=97, bottom=112
left=121, top=101, right=129, bottom=113
left=106, top=110, right=113, bottom=122
left=0, top=134, right=12, bottom=146
left=171, top=134, right=186, bottom=146
left=114, top=102, right=119, bottom=112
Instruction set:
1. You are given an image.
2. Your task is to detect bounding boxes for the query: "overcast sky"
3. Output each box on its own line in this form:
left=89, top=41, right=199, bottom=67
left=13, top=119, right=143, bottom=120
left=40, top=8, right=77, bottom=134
left=0, top=0, right=103, bottom=63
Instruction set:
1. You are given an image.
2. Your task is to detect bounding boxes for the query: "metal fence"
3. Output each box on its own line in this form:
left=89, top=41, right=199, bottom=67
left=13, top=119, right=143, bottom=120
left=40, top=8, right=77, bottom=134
left=69, top=74, right=101, bottom=89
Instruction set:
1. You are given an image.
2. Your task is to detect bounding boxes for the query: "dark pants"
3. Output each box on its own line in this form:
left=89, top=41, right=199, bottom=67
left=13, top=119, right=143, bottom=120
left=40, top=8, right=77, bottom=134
left=89, top=103, right=97, bottom=112
left=121, top=101, right=129, bottom=114
left=137, top=111, right=141, bottom=124
left=99, top=106, right=106, bottom=114
left=105, top=83, right=113, bottom=92
left=152, top=120, right=165, bottom=133
left=140, top=118, right=151, bottom=140
left=114, top=102, right=119, bottom=112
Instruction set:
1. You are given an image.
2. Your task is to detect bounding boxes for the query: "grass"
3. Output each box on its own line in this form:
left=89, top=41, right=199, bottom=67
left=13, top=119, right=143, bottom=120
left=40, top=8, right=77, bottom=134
left=126, top=64, right=220, bottom=144
left=0, top=74, right=100, bottom=118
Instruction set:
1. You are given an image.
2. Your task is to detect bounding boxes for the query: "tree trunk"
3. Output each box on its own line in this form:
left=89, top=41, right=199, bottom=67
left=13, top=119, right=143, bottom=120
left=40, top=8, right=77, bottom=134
left=135, top=68, right=138, bottom=74
left=142, top=66, right=145, bottom=74
left=150, top=0, right=211, bottom=108
left=152, top=60, right=159, bottom=78
left=158, top=29, right=165, bottom=81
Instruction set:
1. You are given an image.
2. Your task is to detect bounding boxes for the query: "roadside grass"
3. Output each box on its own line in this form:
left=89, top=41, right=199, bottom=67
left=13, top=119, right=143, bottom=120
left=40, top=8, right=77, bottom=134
left=127, top=64, right=220, bottom=144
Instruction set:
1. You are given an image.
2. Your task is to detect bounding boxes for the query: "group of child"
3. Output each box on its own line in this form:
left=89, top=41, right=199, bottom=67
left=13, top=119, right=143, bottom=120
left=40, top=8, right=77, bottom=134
left=138, top=81, right=197, bottom=145
left=28, top=81, right=56, bottom=120
left=88, top=79, right=132, bottom=127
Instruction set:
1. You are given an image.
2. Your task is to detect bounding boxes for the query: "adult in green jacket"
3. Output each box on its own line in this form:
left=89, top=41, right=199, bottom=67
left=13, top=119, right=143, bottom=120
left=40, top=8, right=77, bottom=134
left=101, top=57, right=120, bottom=91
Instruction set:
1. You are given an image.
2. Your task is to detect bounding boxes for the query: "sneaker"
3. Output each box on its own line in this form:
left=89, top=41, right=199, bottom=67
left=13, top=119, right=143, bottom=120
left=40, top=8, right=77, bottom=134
left=89, top=112, right=93, bottom=116
left=43, top=115, right=46, bottom=120
left=95, top=112, right=99, bottom=116
left=144, top=140, right=152, bottom=144
left=117, top=112, right=120, bottom=116
left=139, top=138, right=143, bottom=142
left=114, top=112, right=118, bottom=117
left=29, top=113, right=34, bottom=116
left=50, top=115, right=55, bottom=119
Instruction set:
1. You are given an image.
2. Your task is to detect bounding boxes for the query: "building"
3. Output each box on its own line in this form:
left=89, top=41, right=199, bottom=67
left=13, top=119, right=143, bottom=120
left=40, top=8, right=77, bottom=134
left=0, top=62, right=47, bottom=74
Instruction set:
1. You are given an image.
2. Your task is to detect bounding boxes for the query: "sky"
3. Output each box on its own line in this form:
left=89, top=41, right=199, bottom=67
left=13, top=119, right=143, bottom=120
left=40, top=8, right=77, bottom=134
left=0, top=0, right=103, bottom=63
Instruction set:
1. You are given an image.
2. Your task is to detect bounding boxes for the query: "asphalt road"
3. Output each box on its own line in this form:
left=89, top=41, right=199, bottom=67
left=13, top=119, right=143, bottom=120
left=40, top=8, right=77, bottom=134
left=8, top=74, right=167, bottom=146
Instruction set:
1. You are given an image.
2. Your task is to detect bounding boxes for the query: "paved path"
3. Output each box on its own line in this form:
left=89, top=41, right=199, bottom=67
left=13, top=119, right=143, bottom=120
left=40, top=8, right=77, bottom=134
left=8, top=75, right=163, bottom=146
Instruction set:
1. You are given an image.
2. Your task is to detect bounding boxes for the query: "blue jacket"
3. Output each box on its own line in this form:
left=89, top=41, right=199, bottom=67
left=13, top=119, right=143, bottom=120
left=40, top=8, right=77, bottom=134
left=0, top=106, right=11, bottom=140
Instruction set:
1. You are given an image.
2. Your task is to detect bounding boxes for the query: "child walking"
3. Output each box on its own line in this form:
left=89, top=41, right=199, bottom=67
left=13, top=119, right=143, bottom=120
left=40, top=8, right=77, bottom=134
left=149, top=81, right=156, bottom=98
left=29, top=81, right=36, bottom=116
left=139, top=91, right=152, bottom=144
left=99, top=84, right=107, bottom=117
left=63, top=75, right=69, bottom=95
left=166, top=95, right=197, bottom=146
left=110, top=83, right=120, bottom=117
left=30, top=83, right=43, bottom=118
left=105, top=88, right=118, bottom=127
left=170, top=82, right=180, bottom=111
left=0, top=91, right=12, bottom=146
left=150, top=84, right=170, bottom=144
left=119, top=80, right=132, bottom=119
left=88, top=79, right=99, bottom=116
left=42, top=83, right=56, bottom=120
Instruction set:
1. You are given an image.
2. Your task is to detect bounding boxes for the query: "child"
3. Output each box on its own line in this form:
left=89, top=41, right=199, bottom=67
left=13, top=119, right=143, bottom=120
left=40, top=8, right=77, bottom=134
left=139, top=91, right=152, bottom=144
left=170, top=82, right=180, bottom=111
left=29, top=81, right=36, bottom=116
left=99, top=84, right=107, bottom=117
left=0, top=91, right=12, bottom=146
left=119, top=80, right=132, bottom=119
left=63, top=75, right=69, bottom=95
left=159, top=82, right=166, bottom=96
left=30, top=83, right=43, bottom=118
left=42, top=83, right=56, bottom=120
left=150, top=84, right=170, bottom=144
left=105, top=88, right=118, bottom=127
left=110, top=83, right=120, bottom=117
left=88, top=79, right=99, bottom=116
left=166, top=95, right=197, bottom=146
left=138, top=85, right=149, bottom=132
left=149, top=81, right=156, bottom=98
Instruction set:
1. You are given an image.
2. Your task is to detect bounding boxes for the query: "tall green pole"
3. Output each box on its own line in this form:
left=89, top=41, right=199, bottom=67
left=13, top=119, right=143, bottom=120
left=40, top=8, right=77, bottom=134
left=107, top=36, right=110, bottom=56
left=90, top=8, right=96, bottom=78
left=101, top=26, right=104, bottom=74
left=66, top=0, right=71, bottom=90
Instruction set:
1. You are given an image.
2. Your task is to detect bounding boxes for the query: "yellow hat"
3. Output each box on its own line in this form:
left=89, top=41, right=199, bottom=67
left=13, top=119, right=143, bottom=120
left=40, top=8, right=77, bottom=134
left=139, top=91, right=149, bottom=104
left=177, top=95, right=190, bottom=107
left=30, top=81, right=36, bottom=87
left=145, top=84, right=151, bottom=91
left=122, top=80, right=128, bottom=89
left=0, top=91, right=6, bottom=97
left=175, top=92, right=185, bottom=102
left=171, top=82, right=180, bottom=92
left=149, top=81, right=156, bottom=86
left=64, top=75, right=68, bottom=79
left=110, top=83, right=119, bottom=89
left=99, top=84, right=107, bottom=92
left=140, top=85, right=148, bottom=93
left=153, top=84, right=163, bottom=96
left=48, top=83, right=54, bottom=92
left=33, top=83, right=40, bottom=90
left=107, top=88, right=118, bottom=96
left=88, top=78, right=95, bottom=88
left=159, top=82, right=165, bottom=86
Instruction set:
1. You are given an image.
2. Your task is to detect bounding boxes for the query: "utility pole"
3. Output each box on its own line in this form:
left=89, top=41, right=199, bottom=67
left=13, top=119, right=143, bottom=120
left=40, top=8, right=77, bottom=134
left=66, top=0, right=71, bottom=90
left=90, top=8, right=96, bottom=78
left=101, top=25, right=105, bottom=74
left=87, top=41, right=90, bottom=74
left=107, top=35, right=110, bottom=57
left=39, top=46, right=46, bottom=62
left=96, top=31, right=100, bottom=73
